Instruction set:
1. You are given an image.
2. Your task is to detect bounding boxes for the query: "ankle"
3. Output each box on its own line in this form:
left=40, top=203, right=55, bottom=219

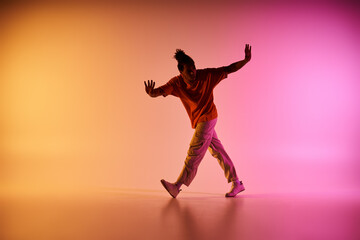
left=232, top=180, right=241, bottom=186
left=175, top=182, right=182, bottom=190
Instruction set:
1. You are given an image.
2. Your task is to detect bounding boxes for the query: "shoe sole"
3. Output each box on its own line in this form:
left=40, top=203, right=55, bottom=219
left=225, top=187, right=245, bottom=198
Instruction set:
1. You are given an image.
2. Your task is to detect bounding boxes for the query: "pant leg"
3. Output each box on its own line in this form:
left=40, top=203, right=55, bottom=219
left=176, top=118, right=217, bottom=186
left=208, top=130, right=239, bottom=183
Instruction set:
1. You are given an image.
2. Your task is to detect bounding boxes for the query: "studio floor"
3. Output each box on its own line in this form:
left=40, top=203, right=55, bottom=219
left=1, top=189, right=359, bottom=240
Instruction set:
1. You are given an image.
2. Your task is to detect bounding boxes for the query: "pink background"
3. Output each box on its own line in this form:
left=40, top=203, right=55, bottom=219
left=1, top=0, right=359, bottom=196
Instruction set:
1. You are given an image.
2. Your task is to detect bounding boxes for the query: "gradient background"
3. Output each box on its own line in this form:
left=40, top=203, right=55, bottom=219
left=1, top=0, right=359, bottom=196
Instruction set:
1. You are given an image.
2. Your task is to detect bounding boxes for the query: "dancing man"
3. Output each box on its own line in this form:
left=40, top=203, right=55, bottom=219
left=144, top=44, right=251, bottom=197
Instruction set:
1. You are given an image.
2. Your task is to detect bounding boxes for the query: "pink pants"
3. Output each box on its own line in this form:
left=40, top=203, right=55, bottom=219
left=177, top=118, right=239, bottom=186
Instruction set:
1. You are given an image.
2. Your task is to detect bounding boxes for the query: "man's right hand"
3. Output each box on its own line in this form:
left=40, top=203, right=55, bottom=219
left=144, top=80, right=155, bottom=95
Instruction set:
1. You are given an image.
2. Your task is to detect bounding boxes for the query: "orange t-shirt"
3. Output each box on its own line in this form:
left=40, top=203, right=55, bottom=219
left=159, top=67, right=228, bottom=128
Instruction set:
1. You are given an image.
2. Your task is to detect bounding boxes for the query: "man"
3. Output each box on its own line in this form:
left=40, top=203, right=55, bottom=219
left=144, top=44, right=252, bottom=198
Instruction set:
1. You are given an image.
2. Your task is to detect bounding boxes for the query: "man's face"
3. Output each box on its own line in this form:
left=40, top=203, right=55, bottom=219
left=181, top=63, right=197, bottom=83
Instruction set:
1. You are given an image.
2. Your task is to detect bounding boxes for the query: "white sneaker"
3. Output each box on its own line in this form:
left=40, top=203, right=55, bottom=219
left=161, top=179, right=181, bottom=198
left=225, top=181, right=245, bottom=197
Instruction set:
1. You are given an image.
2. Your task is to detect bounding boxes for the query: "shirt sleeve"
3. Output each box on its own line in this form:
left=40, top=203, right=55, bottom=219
left=205, top=67, right=228, bottom=87
left=159, top=76, right=178, bottom=97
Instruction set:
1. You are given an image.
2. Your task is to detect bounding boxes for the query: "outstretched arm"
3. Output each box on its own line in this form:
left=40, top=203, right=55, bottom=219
left=144, top=80, right=164, bottom=98
left=224, top=44, right=251, bottom=74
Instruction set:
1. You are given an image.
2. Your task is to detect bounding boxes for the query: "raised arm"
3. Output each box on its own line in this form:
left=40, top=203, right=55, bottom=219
left=224, top=44, right=251, bottom=74
left=144, top=80, right=164, bottom=98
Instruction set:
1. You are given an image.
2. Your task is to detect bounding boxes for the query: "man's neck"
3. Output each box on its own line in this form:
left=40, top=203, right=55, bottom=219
left=181, top=75, right=195, bottom=87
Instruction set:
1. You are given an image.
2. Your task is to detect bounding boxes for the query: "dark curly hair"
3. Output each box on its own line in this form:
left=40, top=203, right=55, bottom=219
left=174, top=49, right=195, bottom=72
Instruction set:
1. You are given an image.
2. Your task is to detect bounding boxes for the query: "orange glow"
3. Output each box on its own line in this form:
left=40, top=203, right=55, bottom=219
left=1, top=1, right=359, bottom=197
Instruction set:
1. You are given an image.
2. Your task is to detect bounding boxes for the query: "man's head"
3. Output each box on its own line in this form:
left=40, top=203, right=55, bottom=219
left=174, top=49, right=196, bottom=82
